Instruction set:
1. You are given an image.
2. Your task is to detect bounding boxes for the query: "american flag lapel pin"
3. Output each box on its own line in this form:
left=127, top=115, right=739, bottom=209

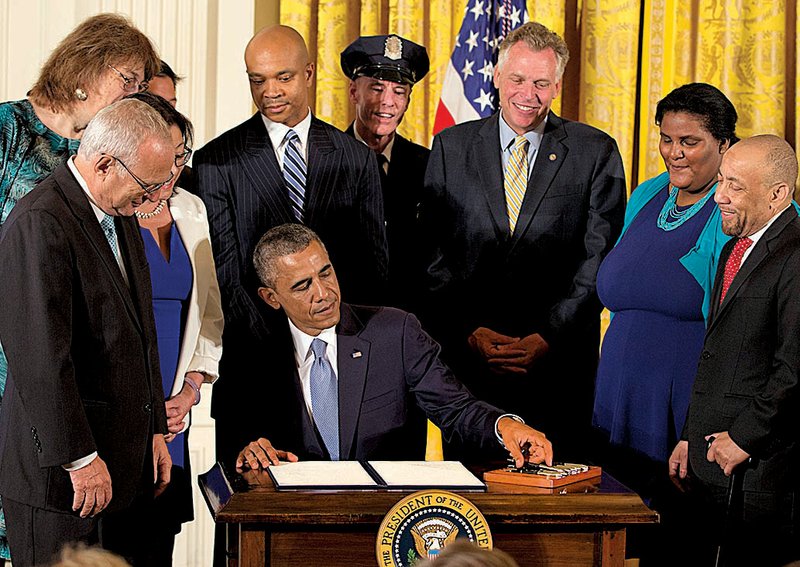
left=352, top=350, right=362, bottom=359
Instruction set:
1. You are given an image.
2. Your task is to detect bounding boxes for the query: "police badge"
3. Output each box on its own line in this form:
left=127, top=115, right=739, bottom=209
left=384, top=35, right=403, bottom=60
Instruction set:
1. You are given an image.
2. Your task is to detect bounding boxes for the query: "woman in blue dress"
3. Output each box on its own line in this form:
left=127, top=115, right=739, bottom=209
left=0, top=15, right=159, bottom=563
left=131, top=92, right=223, bottom=565
left=592, top=85, right=739, bottom=559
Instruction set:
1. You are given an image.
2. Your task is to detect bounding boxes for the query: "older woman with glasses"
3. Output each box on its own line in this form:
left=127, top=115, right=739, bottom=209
left=0, top=14, right=159, bottom=563
left=129, top=92, right=223, bottom=564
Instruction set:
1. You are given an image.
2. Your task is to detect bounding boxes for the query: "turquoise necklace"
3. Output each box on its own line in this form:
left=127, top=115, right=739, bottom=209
left=656, top=183, right=715, bottom=231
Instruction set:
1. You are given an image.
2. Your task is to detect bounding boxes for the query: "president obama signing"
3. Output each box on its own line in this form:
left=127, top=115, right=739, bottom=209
left=235, top=224, right=553, bottom=469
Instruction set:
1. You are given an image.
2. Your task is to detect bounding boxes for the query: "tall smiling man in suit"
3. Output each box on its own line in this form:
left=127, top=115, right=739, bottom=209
left=341, top=35, right=430, bottom=309
left=0, top=99, right=173, bottom=566
left=236, top=223, right=553, bottom=470
left=419, top=22, right=626, bottom=459
left=194, top=25, right=388, bottom=465
left=669, top=135, right=800, bottom=565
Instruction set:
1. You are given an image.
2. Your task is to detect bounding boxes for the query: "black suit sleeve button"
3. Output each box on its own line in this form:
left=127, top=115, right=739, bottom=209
left=143, top=402, right=152, bottom=413
left=701, top=350, right=711, bottom=360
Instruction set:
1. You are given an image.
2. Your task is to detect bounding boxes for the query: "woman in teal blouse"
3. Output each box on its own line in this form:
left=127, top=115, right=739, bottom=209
left=0, top=14, right=159, bottom=563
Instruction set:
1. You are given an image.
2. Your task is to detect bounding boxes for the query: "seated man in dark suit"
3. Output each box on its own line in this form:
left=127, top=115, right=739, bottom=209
left=236, top=223, right=553, bottom=470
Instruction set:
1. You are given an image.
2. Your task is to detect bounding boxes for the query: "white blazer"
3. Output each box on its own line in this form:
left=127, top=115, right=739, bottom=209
left=166, top=189, right=224, bottom=427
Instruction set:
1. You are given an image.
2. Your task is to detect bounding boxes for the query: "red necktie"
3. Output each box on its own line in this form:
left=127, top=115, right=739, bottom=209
left=719, top=237, right=753, bottom=303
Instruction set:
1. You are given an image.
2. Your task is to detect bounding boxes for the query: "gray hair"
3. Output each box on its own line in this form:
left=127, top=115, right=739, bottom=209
left=253, top=223, right=328, bottom=288
left=78, top=98, right=171, bottom=168
left=496, top=22, right=570, bottom=80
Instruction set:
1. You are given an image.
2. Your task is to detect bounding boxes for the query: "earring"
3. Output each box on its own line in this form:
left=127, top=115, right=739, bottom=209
left=75, top=88, right=88, bottom=101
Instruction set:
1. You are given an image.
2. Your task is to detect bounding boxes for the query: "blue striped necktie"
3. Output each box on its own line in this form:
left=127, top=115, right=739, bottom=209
left=309, top=338, right=339, bottom=460
left=283, top=129, right=307, bottom=222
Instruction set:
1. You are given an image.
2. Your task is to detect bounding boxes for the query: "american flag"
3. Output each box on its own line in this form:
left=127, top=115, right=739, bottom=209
left=433, top=0, right=528, bottom=134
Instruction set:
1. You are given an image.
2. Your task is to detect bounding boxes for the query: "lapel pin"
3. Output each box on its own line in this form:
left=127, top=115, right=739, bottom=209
left=352, top=350, right=362, bottom=359
left=549, top=153, right=557, bottom=161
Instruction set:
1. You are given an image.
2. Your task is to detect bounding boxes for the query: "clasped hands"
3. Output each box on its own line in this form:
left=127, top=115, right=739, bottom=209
left=668, top=431, right=750, bottom=490
left=469, top=327, right=549, bottom=375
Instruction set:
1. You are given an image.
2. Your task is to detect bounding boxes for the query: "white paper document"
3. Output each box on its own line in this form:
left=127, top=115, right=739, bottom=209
left=367, top=460, right=485, bottom=488
left=268, top=461, right=379, bottom=488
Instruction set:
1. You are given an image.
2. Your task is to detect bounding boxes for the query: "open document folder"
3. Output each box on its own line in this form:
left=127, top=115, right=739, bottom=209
left=267, top=460, right=486, bottom=491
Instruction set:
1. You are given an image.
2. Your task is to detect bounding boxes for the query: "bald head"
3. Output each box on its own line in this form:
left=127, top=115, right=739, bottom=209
left=716, top=134, right=797, bottom=237
left=245, top=25, right=314, bottom=127
left=246, top=25, right=310, bottom=64
left=733, top=135, right=798, bottom=194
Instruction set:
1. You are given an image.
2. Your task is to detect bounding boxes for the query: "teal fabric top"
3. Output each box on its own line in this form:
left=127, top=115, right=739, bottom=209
left=619, top=171, right=800, bottom=322
left=618, top=172, right=729, bottom=322
left=0, top=99, right=81, bottom=225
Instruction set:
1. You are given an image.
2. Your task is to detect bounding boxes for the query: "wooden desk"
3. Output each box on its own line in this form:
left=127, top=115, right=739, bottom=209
left=200, top=463, right=657, bottom=566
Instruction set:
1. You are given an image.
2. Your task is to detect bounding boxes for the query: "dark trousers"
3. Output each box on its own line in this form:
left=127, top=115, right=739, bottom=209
left=4, top=493, right=164, bottom=567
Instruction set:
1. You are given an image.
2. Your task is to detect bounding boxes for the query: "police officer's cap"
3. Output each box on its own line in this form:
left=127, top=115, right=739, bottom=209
left=341, top=35, right=430, bottom=86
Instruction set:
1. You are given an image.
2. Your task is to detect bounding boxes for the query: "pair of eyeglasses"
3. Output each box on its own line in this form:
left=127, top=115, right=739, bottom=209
left=104, top=154, right=174, bottom=194
left=175, top=147, right=193, bottom=168
left=107, top=64, right=148, bottom=93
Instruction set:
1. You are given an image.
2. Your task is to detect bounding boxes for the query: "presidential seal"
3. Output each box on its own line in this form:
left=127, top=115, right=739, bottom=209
left=376, top=490, right=492, bottom=566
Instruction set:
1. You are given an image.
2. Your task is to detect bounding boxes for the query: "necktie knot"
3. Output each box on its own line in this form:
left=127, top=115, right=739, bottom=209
left=100, top=213, right=115, bottom=236
left=720, top=237, right=754, bottom=304
left=734, top=236, right=753, bottom=254
left=310, top=337, right=327, bottom=360
left=284, top=129, right=300, bottom=145
left=513, top=135, right=529, bottom=152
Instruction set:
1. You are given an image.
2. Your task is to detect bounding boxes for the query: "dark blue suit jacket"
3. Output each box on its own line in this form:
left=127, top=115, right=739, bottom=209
left=233, top=303, right=504, bottom=463
left=194, top=114, right=389, bottom=461
left=419, top=112, right=626, bottom=452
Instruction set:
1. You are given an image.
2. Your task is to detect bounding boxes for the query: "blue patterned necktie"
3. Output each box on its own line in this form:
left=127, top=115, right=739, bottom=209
left=100, top=213, right=121, bottom=263
left=309, top=338, right=339, bottom=460
left=283, top=129, right=307, bottom=222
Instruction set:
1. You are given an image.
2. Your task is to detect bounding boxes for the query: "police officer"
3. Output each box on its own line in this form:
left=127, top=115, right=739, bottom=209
left=341, top=35, right=430, bottom=310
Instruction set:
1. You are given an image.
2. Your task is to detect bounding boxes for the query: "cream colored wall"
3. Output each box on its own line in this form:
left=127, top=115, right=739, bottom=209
left=0, top=2, right=256, bottom=566
left=0, top=0, right=255, bottom=147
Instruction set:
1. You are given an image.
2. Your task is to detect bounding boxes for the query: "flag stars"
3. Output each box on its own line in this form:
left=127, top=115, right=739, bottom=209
left=473, top=89, right=493, bottom=111
left=508, top=6, right=522, bottom=27
left=470, top=0, right=485, bottom=21
left=465, top=30, right=479, bottom=52
left=461, top=58, right=475, bottom=80
left=478, top=60, right=494, bottom=82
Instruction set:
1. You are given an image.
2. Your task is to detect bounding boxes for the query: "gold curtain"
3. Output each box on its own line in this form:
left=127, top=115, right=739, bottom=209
left=279, top=0, right=467, bottom=147
left=275, top=0, right=797, bottom=188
